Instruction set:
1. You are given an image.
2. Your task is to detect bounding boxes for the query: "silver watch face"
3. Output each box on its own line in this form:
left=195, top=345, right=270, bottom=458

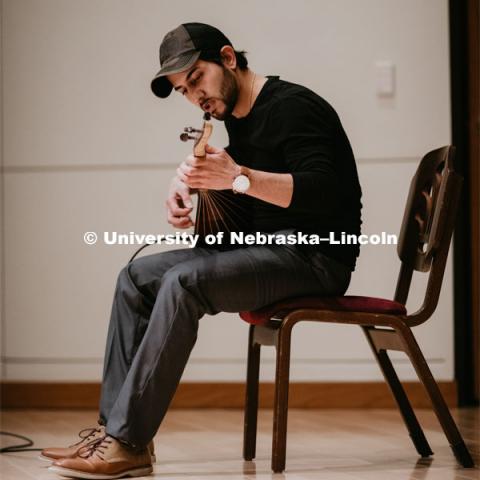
left=233, top=174, right=250, bottom=193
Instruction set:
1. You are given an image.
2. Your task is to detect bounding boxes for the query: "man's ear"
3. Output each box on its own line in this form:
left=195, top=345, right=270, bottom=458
left=219, top=45, right=237, bottom=70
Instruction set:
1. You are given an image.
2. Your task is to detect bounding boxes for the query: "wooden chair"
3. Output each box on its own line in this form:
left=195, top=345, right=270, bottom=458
left=239, top=145, right=474, bottom=472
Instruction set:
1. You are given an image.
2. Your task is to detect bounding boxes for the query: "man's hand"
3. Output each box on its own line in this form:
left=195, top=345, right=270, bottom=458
left=176, top=144, right=240, bottom=190
left=166, top=176, right=195, bottom=229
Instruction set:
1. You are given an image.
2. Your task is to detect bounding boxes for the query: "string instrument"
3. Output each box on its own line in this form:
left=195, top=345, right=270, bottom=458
left=180, top=113, right=251, bottom=248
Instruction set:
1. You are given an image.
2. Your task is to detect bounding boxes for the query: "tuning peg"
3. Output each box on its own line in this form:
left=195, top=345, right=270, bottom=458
left=180, top=133, right=196, bottom=142
left=184, top=127, right=202, bottom=133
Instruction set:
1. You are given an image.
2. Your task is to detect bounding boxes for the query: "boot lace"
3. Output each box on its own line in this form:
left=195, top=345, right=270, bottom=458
left=69, top=427, right=103, bottom=448
left=77, top=435, right=113, bottom=460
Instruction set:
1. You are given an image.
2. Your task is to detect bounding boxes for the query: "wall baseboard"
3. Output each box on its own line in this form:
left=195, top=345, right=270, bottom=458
left=0, top=381, right=456, bottom=409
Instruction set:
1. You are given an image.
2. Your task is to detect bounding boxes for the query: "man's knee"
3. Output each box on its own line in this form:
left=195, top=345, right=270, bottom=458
left=113, top=258, right=159, bottom=308
left=162, top=262, right=200, bottom=291
left=162, top=262, right=219, bottom=316
left=124, top=253, right=172, bottom=297
left=115, top=265, right=131, bottom=291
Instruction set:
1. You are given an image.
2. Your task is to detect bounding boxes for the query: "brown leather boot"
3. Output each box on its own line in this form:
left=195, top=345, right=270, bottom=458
left=39, top=426, right=106, bottom=462
left=40, top=425, right=156, bottom=464
left=48, top=435, right=153, bottom=479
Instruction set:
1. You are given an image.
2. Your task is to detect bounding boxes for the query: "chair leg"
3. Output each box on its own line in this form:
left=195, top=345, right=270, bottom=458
left=362, top=327, right=433, bottom=458
left=397, top=324, right=475, bottom=468
left=243, top=325, right=261, bottom=461
left=271, top=323, right=293, bottom=473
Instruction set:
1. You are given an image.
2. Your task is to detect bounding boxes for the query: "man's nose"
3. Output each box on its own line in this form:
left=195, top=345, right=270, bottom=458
left=195, top=90, right=206, bottom=107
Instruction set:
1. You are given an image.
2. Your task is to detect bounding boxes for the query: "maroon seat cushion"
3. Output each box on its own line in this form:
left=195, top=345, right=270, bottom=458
left=239, top=295, right=407, bottom=325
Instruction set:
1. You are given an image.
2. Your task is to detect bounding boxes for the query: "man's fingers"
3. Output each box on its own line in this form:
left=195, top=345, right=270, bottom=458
left=167, top=193, right=192, bottom=211
left=167, top=210, right=194, bottom=228
left=178, top=161, right=194, bottom=175
left=205, top=144, right=221, bottom=154
left=172, top=217, right=194, bottom=228
left=178, top=189, right=193, bottom=209
left=186, top=155, right=206, bottom=167
left=166, top=195, right=195, bottom=227
left=175, top=167, right=205, bottom=189
left=176, top=167, right=189, bottom=183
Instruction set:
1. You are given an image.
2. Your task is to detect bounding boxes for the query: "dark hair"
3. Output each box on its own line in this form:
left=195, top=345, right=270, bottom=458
left=199, top=49, right=248, bottom=70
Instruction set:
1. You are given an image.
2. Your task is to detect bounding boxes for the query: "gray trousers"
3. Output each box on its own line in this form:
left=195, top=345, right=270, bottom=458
left=98, top=241, right=351, bottom=449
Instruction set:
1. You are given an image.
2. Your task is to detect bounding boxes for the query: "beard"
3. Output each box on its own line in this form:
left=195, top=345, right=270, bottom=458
left=213, top=67, right=239, bottom=120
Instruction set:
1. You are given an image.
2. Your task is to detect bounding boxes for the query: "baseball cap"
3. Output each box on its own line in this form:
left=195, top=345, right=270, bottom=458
left=151, top=22, right=233, bottom=98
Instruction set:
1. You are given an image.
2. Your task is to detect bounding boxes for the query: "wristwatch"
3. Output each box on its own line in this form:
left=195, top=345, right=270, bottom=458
left=232, top=166, right=251, bottom=194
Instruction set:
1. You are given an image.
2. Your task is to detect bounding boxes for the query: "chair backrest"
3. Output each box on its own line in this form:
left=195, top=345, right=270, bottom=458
left=393, top=146, right=463, bottom=326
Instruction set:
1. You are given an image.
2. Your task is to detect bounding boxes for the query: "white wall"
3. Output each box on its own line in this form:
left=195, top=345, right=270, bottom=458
left=0, top=0, right=453, bottom=382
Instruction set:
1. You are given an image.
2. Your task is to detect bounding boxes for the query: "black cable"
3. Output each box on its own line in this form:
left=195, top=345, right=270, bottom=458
left=0, top=431, right=42, bottom=453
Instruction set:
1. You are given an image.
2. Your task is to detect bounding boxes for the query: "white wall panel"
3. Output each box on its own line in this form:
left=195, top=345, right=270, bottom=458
left=3, top=0, right=449, bottom=168
left=1, top=0, right=453, bottom=382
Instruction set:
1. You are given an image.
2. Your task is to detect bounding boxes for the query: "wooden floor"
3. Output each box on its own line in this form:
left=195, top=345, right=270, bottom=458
left=0, top=408, right=478, bottom=479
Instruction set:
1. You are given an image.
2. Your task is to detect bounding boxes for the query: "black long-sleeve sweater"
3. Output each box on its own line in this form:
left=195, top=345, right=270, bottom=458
left=224, top=76, right=363, bottom=270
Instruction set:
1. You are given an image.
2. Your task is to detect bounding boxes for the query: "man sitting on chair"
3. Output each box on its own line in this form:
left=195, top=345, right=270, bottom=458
left=43, top=22, right=362, bottom=479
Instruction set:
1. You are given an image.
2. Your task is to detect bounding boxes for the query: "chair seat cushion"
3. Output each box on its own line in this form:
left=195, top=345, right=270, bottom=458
left=239, top=295, right=407, bottom=325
